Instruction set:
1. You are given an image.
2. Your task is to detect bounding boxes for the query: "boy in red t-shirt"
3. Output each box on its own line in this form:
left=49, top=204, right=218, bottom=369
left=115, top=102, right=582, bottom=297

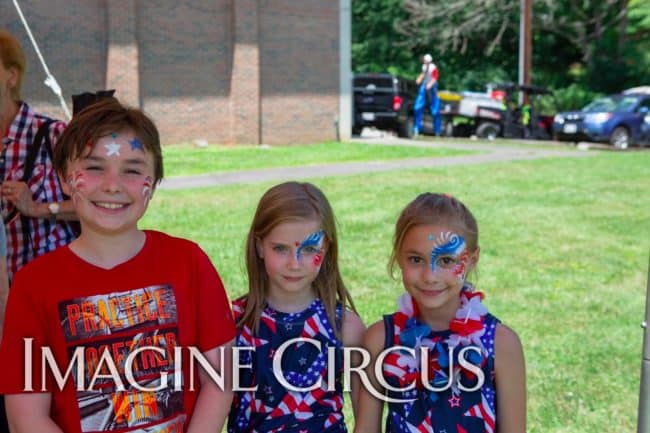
left=0, top=99, right=236, bottom=433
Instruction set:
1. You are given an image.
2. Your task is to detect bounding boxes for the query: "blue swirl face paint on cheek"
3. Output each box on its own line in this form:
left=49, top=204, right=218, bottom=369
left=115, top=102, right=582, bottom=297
left=430, top=232, right=466, bottom=276
left=296, top=230, right=325, bottom=261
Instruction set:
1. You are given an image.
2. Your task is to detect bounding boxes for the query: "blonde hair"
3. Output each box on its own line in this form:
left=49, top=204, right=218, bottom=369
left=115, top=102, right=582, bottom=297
left=0, top=29, right=26, bottom=101
left=389, top=193, right=479, bottom=279
left=241, top=181, right=356, bottom=338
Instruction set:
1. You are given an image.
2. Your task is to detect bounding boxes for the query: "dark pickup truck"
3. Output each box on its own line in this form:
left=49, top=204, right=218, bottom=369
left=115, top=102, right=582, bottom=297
left=352, top=73, right=417, bottom=138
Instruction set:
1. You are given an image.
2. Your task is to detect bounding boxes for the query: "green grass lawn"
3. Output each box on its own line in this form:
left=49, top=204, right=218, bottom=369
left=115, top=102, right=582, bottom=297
left=162, top=141, right=473, bottom=177
left=142, top=149, right=650, bottom=432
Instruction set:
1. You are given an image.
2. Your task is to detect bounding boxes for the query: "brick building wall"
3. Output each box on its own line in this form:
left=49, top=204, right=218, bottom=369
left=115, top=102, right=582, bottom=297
left=260, top=1, right=339, bottom=145
left=1, top=0, right=343, bottom=145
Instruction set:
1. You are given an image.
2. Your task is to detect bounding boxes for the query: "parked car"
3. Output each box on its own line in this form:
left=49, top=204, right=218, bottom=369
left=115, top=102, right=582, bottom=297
left=352, top=73, right=417, bottom=138
left=553, top=91, right=650, bottom=149
left=642, top=113, right=650, bottom=145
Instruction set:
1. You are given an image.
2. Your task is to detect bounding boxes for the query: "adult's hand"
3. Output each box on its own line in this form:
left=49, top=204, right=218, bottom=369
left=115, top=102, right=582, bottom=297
left=2, top=181, right=37, bottom=217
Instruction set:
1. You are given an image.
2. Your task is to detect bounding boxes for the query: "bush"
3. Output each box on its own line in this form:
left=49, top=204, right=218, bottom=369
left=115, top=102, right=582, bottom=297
left=552, top=83, right=602, bottom=112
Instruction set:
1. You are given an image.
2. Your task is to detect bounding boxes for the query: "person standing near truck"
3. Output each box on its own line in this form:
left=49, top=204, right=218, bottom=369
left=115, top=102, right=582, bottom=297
left=414, top=54, right=441, bottom=136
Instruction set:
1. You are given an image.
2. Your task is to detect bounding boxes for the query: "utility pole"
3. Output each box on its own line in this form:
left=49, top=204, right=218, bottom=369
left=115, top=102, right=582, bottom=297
left=518, top=0, right=532, bottom=105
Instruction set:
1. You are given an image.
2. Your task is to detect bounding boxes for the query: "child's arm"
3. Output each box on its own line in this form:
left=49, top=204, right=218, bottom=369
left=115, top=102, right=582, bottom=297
left=186, top=339, right=235, bottom=433
left=342, top=310, right=366, bottom=417
left=5, top=393, right=64, bottom=432
left=494, top=324, right=526, bottom=433
left=353, top=320, right=386, bottom=433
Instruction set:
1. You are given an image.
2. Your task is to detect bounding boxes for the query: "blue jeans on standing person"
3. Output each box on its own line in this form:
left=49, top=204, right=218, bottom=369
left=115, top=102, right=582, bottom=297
left=414, top=84, right=441, bottom=136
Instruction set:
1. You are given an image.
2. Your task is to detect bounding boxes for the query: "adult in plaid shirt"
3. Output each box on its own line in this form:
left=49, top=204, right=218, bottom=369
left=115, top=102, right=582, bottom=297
left=0, top=29, right=77, bottom=284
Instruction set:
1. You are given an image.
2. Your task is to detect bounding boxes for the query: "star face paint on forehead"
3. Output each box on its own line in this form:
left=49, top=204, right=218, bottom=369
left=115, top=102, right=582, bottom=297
left=429, top=231, right=469, bottom=280
left=104, top=137, right=121, bottom=157
left=296, top=230, right=325, bottom=262
left=129, top=137, right=145, bottom=152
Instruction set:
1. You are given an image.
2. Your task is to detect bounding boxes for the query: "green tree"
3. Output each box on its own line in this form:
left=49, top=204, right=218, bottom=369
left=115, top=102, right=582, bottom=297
left=352, top=0, right=650, bottom=102
left=352, top=0, right=417, bottom=77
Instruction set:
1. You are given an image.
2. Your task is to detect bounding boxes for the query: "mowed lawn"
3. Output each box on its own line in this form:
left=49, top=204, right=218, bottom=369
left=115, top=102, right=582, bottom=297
left=142, top=146, right=650, bottom=433
left=162, top=141, right=474, bottom=177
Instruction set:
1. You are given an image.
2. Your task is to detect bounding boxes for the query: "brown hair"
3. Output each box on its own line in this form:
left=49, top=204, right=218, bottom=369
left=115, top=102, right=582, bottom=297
left=0, top=29, right=26, bottom=101
left=389, top=193, right=479, bottom=278
left=53, top=98, right=164, bottom=184
left=241, top=181, right=356, bottom=338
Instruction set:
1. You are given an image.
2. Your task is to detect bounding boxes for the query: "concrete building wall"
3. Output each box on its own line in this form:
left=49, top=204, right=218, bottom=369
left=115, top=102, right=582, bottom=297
left=1, top=0, right=342, bottom=145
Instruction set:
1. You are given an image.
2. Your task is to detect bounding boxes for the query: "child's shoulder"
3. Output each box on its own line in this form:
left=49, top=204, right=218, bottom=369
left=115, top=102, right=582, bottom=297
left=341, top=309, right=366, bottom=346
left=231, top=295, right=249, bottom=320
left=144, top=230, right=208, bottom=261
left=494, top=322, right=523, bottom=357
left=232, top=295, right=247, bottom=309
left=16, top=242, right=71, bottom=276
left=342, top=308, right=364, bottom=325
left=145, top=229, right=199, bottom=250
left=361, top=319, right=388, bottom=355
left=11, top=245, right=74, bottom=298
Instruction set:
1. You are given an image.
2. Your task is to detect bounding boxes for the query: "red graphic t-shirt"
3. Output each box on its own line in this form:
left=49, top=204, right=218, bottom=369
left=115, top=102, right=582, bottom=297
left=0, top=230, right=236, bottom=433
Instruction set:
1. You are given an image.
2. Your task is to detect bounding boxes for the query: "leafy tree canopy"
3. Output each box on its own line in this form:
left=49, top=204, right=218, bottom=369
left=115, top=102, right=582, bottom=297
left=352, top=0, right=650, bottom=110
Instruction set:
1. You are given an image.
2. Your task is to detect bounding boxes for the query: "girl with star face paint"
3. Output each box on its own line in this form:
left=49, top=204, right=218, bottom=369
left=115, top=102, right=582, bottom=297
left=355, top=193, right=526, bottom=433
left=229, top=181, right=365, bottom=433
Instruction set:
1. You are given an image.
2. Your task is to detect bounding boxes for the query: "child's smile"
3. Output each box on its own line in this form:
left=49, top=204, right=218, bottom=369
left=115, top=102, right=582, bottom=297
left=398, top=224, right=477, bottom=321
left=66, top=130, right=155, bottom=237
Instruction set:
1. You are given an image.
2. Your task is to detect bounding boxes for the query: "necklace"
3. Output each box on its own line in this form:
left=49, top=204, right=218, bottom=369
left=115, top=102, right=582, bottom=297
left=393, top=285, right=489, bottom=397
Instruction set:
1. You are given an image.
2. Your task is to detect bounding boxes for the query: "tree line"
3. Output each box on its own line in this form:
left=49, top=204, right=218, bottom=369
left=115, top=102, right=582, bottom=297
left=352, top=0, right=650, bottom=111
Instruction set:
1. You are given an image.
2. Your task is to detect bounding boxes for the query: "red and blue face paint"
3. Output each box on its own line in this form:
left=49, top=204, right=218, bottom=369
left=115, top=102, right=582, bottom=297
left=66, top=139, right=92, bottom=193
left=296, top=230, right=325, bottom=267
left=66, top=169, right=90, bottom=208
left=68, top=170, right=87, bottom=193
left=142, top=176, right=153, bottom=203
left=129, top=137, right=145, bottom=152
left=429, top=231, right=469, bottom=281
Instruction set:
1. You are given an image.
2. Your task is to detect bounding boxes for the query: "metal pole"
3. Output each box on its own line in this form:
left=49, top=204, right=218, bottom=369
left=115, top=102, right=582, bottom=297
left=638, top=254, right=650, bottom=433
left=12, top=0, right=71, bottom=120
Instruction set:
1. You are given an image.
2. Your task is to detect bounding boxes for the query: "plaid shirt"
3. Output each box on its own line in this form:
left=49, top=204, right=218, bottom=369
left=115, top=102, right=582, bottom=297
left=1, top=102, right=77, bottom=281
